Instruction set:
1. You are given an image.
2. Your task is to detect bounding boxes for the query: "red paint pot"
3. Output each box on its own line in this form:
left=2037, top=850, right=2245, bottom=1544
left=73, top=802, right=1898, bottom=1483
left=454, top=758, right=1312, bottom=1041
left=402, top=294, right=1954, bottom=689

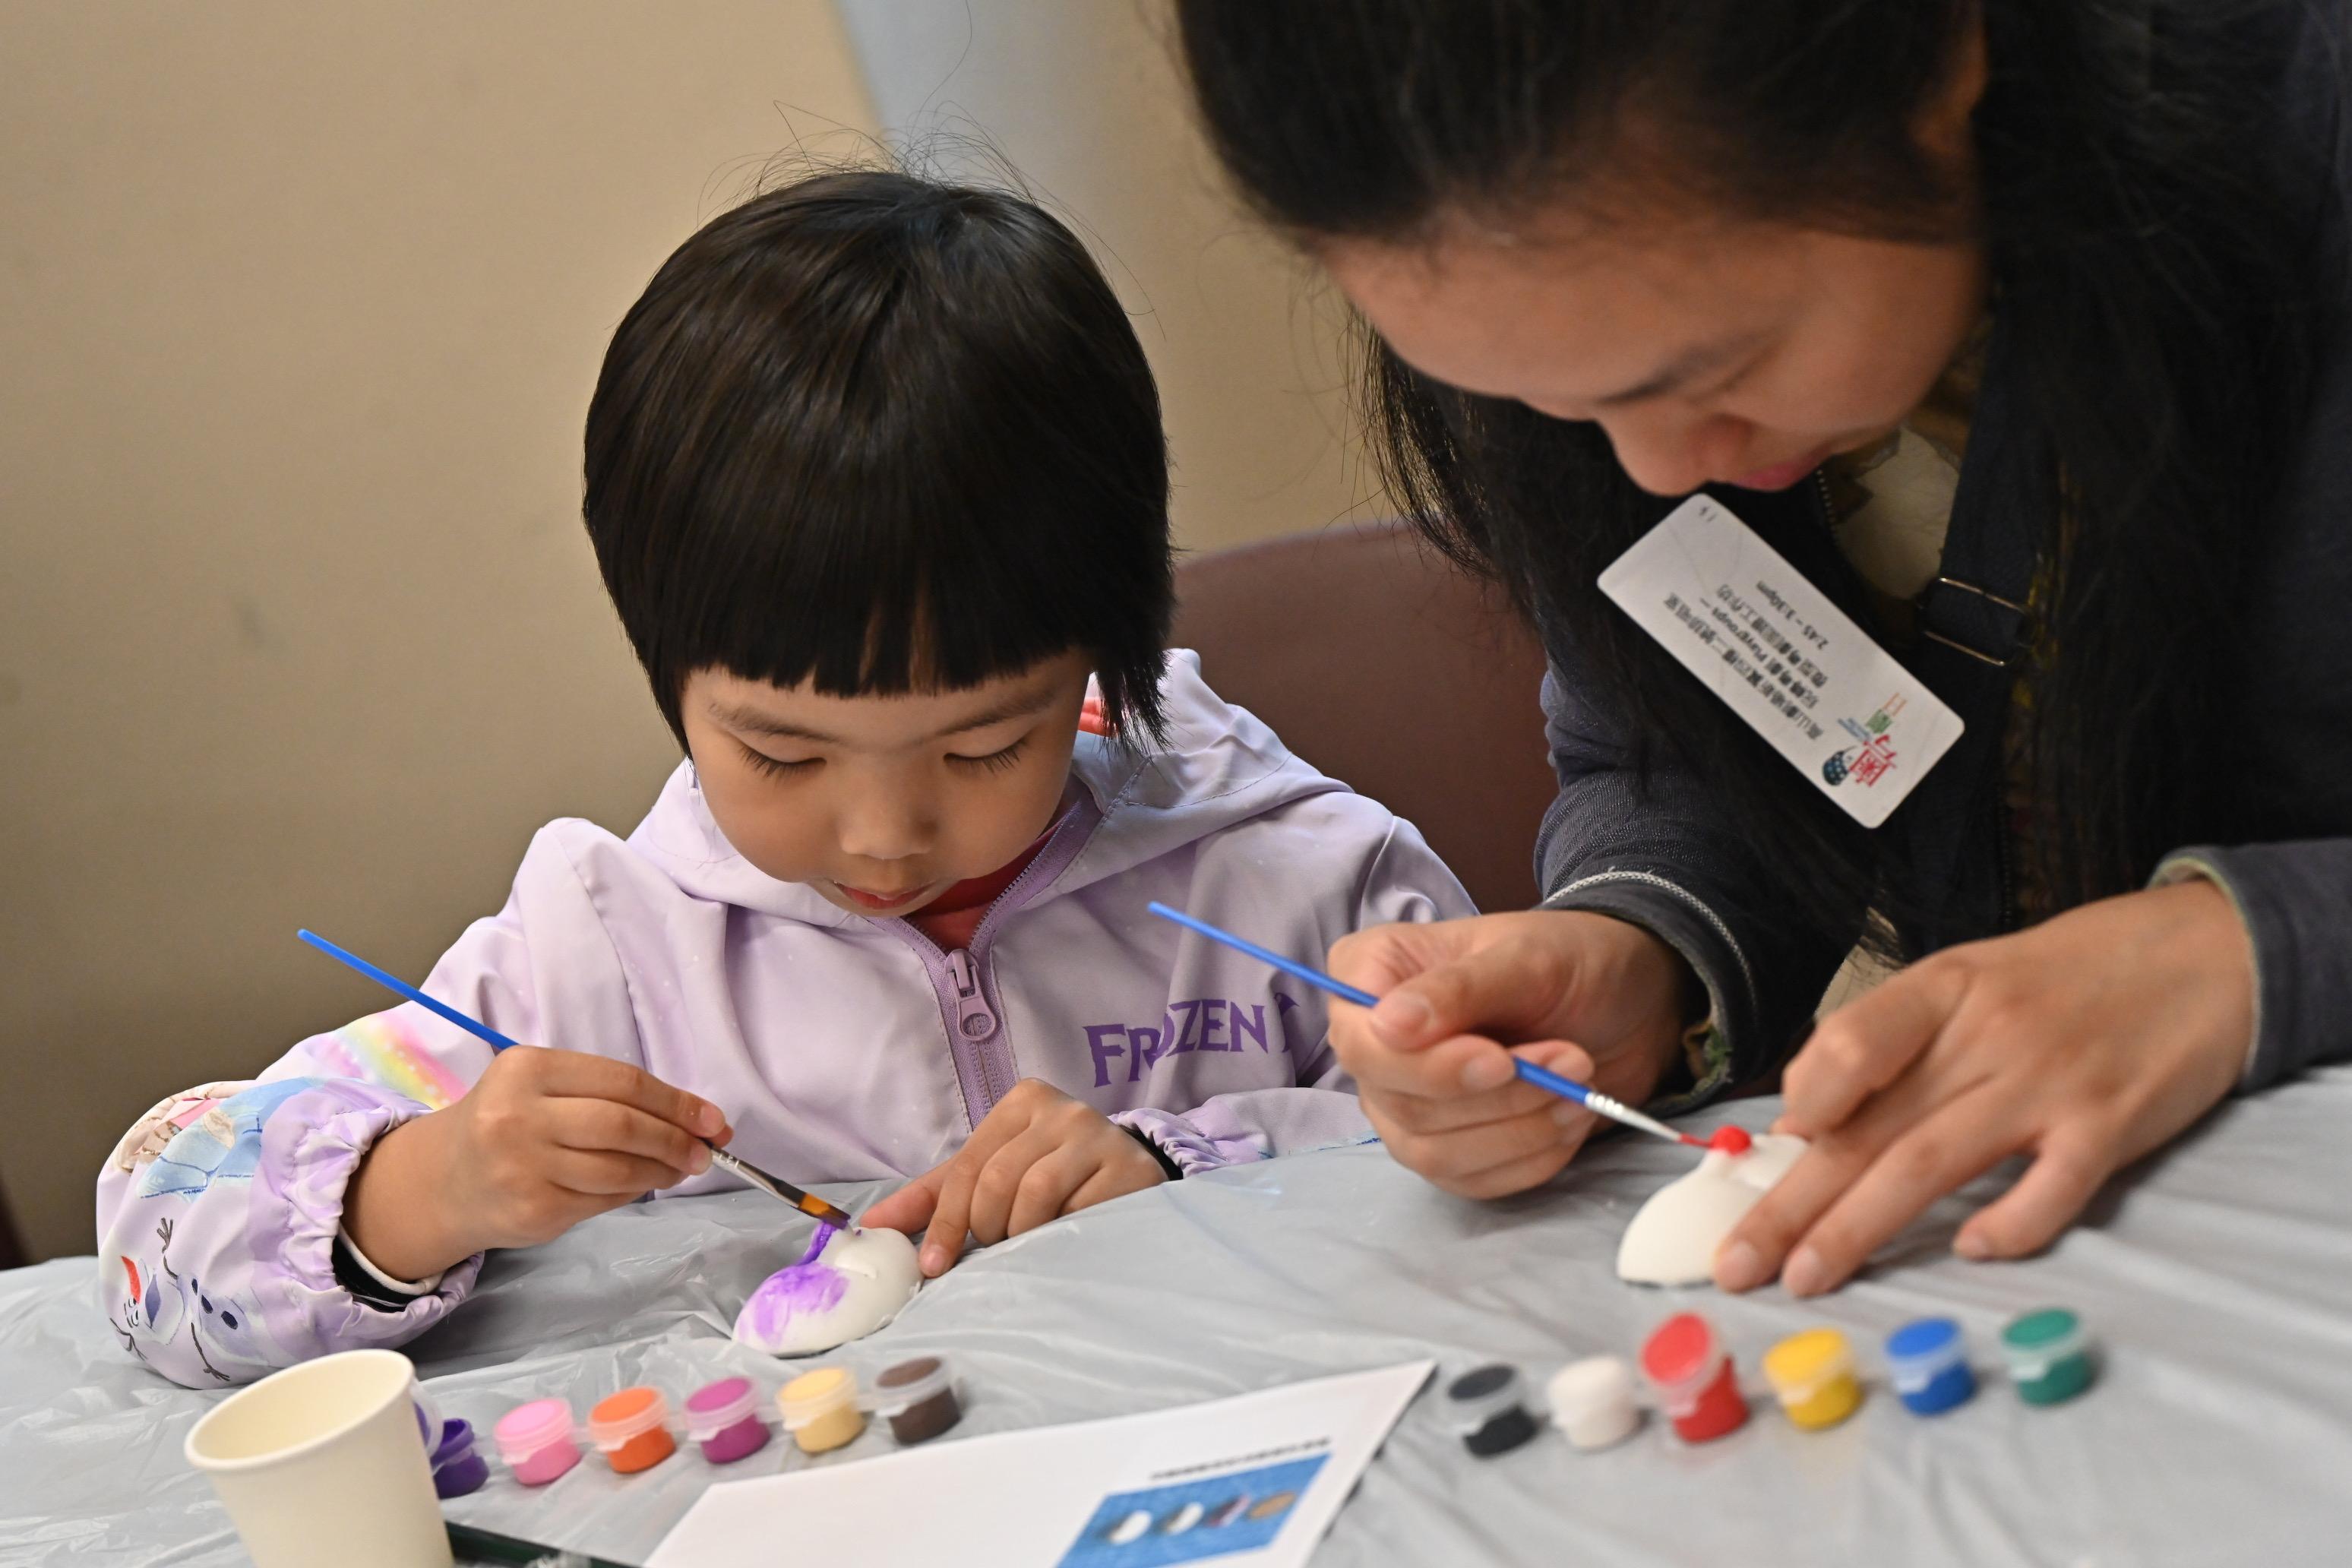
left=1640, top=1312, right=1748, bottom=1443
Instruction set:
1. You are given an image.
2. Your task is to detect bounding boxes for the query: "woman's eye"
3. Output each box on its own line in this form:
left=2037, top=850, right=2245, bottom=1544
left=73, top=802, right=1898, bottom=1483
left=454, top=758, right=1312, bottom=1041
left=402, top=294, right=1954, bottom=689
left=949, top=738, right=1029, bottom=776
left=739, top=744, right=819, bottom=779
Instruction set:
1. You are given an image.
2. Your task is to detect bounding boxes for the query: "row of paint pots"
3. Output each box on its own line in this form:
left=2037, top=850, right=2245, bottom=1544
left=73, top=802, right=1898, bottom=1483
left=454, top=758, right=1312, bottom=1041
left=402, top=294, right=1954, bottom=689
left=479, top=1355, right=966, bottom=1489
left=1443, top=1307, right=2096, bottom=1456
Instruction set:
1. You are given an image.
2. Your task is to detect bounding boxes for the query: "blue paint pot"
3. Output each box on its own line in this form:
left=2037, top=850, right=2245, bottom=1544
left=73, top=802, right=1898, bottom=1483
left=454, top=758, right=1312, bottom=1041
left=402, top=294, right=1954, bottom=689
left=1885, top=1317, right=1975, bottom=1417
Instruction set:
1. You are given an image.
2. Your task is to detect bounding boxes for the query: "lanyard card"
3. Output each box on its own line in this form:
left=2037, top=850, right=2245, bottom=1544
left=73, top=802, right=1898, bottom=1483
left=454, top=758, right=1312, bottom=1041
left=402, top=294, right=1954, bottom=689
left=1597, top=494, right=1962, bottom=828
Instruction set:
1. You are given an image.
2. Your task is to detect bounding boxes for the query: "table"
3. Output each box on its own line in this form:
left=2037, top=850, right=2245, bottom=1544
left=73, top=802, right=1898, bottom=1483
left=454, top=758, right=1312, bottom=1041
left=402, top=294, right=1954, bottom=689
left=8, top=1067, right=2350, bottom=1566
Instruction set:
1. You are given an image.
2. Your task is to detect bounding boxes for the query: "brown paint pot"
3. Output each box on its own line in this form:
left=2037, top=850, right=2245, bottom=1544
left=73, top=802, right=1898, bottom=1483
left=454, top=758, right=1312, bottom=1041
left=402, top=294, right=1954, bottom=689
left=874, top=1355, right=963, bottom=1445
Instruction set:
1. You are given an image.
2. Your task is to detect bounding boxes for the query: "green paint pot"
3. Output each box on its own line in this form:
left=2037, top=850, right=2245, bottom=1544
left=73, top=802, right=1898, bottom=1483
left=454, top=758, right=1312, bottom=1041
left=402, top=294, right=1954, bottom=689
left=2000, top=1307, right=2095, bottom=1405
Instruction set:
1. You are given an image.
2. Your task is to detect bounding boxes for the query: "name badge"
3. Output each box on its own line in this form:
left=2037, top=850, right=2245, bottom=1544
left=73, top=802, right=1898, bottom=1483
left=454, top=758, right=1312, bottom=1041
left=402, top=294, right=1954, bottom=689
left=1598, top=495, right=1962, bottom=828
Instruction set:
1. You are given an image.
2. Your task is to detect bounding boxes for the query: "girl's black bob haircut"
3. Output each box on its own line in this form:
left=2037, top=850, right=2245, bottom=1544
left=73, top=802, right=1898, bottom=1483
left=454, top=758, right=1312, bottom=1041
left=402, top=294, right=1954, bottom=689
left=584, top=167, right=1174, bottom=751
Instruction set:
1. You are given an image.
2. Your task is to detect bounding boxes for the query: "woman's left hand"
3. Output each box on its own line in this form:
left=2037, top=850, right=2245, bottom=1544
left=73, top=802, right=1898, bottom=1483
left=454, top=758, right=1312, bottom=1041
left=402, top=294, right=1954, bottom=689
left=1715, top=878, right=2253, bottom=1297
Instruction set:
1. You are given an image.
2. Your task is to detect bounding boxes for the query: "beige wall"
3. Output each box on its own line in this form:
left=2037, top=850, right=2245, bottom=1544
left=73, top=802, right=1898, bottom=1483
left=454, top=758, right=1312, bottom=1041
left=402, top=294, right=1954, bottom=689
left=838, top=0, right=1364, bottom=551
left=0, top=4, right=1358, bottom=1259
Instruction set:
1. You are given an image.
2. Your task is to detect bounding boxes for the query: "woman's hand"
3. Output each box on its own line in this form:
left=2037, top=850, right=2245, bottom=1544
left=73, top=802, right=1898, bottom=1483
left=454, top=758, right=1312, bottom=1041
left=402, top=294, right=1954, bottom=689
left=1325, top=910, right=1694, bottom=1199
left=861, top=1080, right=1166, bottom=1276
left=343, top=1048, right=729, bottom=1281
left=1716, top=879, right=2252, bottom=1297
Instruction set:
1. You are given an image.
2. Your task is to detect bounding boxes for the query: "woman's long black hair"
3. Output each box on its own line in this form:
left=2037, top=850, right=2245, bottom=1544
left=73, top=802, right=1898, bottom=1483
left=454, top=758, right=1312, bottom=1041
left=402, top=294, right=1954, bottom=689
left=1177, top=0, right=2333, bottom=943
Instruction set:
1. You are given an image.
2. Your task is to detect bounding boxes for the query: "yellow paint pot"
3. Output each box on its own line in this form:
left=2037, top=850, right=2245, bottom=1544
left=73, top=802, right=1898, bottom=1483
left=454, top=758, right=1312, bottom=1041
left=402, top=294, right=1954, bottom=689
left=1761, top=1328, right=1863, bottom=1431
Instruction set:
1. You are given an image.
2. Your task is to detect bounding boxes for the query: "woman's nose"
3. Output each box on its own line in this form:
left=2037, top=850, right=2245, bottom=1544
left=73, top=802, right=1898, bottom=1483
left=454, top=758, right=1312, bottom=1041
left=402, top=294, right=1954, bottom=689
left=1601, top=410, right=1753, bottom=497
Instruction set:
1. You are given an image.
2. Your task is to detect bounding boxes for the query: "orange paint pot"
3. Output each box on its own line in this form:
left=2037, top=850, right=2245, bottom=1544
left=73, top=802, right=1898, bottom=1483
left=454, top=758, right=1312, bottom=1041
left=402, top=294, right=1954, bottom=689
left=587, top=1386, right=677, bottom=1475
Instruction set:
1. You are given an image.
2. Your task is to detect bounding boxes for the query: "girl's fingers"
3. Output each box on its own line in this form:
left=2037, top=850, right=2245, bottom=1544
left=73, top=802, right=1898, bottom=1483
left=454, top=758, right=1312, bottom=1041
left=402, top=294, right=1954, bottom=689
left=545, top=1147, right=694, bottom=1197
left=521, top=1050, right=727, bottom=1140
left=1005, top=1146, right=1094, bottom=1238
left=1954, top=1133, right=2116, bottom=1261
left=1770, top=1089, right=2018, bottom=1297
left=1065, top=1160, right=1159, bottom=1214
left=958, top=1128, right=1060, bottom=1250
left=858, top=1164, right=947, bottom=1235
left=546, top=1098, right=710, bottom=1178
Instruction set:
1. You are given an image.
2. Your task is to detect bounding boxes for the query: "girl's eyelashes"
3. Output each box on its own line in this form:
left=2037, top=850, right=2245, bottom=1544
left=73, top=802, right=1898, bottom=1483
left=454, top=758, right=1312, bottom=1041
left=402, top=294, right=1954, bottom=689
left=949, top=736, right=1029, bottom=775
left=738, top=741, right=820, bottom=779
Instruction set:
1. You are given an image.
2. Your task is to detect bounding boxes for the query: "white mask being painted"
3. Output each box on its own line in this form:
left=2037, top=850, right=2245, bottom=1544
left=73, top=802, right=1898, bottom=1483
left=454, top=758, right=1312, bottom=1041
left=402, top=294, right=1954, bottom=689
left=733, top=1226, right=922, bottom=1356
left=1616, top=1133, right=1808, bottom=1286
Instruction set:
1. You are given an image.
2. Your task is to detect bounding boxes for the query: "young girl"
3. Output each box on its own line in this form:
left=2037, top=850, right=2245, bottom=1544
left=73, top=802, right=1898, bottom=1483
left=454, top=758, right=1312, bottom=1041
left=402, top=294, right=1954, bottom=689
left=99, top=169, right=1472, bottom=1388
left=1178, top=2, right=2352, bottom=1291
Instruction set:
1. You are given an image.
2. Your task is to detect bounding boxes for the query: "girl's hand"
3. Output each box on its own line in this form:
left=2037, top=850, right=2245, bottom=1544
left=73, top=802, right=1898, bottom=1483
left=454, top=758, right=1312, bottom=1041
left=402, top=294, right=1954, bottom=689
left=1715, top=879, right=2252, bottom=1297
left=861, top=1080, right=1166, bottom=1276
left=1325, top=910, right=1693, bottom=1199
left=343, top=1048, right=729, bottom=1281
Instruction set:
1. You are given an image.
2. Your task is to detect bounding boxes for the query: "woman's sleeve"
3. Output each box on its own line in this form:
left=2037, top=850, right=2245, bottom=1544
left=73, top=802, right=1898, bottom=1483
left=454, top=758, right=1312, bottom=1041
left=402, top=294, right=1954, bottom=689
left=2152, top=841, right=2352, bottom=1090
left=1534, top=662, right=1868, bottom=1107
left=92, top=828, right=599, bottom=1387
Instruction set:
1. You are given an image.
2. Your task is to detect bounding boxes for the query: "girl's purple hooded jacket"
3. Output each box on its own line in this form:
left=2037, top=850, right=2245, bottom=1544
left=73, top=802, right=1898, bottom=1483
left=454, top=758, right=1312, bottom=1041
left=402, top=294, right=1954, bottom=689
left=96, top=653, right=1474, bottom=1387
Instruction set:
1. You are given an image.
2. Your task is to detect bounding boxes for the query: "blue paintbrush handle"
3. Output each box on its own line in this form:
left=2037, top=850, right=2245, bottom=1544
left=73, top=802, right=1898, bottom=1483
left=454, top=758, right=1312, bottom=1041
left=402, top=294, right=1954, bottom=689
left=1144, top=902, right=1693, bottom=1146
left=297, top=929, right=520, bottom=1052
left=1146, top=902, right=1380, bottom=1007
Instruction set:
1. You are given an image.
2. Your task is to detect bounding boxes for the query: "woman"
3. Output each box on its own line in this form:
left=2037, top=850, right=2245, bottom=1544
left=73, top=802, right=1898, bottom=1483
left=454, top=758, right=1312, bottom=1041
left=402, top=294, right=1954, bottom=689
left=1175, top=0, right=2352, bottom=1295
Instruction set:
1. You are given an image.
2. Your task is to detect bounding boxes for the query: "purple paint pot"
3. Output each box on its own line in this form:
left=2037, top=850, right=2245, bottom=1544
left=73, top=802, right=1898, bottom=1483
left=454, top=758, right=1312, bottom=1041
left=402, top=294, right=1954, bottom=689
left=494, top=1397, right=583, bottom=1487
left=429, top=1418, right=491, bottom=1499
left=683, top=1376, right=771, bottom=1465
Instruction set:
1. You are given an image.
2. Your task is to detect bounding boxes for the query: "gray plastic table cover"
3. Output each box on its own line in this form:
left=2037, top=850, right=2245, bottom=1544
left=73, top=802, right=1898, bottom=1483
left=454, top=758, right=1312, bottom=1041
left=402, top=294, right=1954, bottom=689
left=6, top=1067, right=2350, bottom=1567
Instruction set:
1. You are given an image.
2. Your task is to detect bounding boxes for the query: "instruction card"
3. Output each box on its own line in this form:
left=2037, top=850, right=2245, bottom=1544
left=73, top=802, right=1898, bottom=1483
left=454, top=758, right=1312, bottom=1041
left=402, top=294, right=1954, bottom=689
left=647, top=1361, right=1433, bottom=1568
left=1598, top=495, right=1963, bottom=827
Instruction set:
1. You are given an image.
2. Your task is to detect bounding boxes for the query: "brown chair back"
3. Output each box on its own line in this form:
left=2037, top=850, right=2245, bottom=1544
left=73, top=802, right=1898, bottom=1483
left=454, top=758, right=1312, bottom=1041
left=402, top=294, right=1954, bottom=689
left=1173, top=522, right=1557, bottom=914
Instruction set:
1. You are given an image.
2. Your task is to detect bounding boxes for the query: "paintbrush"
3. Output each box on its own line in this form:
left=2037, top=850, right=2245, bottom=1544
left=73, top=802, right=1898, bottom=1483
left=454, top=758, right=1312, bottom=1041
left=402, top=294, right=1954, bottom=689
left=1144, top=903, right=1749, bottom=1155
left=296, top=928, right=856, bottom=1228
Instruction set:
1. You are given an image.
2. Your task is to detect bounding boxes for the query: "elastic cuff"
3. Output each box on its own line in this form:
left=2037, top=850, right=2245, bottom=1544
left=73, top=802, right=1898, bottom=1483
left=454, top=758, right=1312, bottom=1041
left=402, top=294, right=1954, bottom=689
left=336, top=1224, right=444, bottom=1296
left=1118, top=1123, right=1184, bottom=1182
left=2149, top=853, right=2264, bottom=1089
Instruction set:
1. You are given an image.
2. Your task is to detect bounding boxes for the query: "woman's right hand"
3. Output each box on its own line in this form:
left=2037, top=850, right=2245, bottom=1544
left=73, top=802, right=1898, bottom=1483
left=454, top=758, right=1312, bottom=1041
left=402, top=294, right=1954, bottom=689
left=1326, top=910, right=1694, bottom=1198
left=342, top=1048, right=729, bottom=1280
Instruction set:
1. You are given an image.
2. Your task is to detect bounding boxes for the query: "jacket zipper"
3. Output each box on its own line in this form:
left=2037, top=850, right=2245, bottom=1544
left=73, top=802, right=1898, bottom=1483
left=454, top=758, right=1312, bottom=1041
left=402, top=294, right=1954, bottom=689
left=888, top=793, right=1102, bottom=1127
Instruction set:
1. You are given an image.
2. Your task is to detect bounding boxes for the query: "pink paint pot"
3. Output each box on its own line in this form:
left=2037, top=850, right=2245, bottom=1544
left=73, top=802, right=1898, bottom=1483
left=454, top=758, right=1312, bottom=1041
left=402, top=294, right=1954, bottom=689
left=493, top=1397, right=583, bottom=1486
left=682, top=1376, right=770, bottom=1466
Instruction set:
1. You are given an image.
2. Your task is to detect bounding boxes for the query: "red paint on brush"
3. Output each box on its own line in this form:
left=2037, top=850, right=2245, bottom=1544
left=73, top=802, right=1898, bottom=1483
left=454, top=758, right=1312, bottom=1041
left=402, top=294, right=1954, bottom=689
left=1710, top=1127, right=1753, bottom=1154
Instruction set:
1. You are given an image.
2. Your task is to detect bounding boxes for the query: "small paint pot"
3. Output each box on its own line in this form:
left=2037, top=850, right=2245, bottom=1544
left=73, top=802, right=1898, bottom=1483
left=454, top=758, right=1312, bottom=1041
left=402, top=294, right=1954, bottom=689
left=1107, top=1510, right=1153, bottom=1544
left=427, top=1418, right=490, bottom=1498
left=874, top=1355, right=963, bottom=1446
left=1160, top=1502, right=1204, bottom=1535
left=1443, top=1364, right=1539, bottom=1457
left=493, top=1397, right=583, bottom=1486
left=682, top=1376, right=770, bottom=1465
left=1545, top=1356, right=1641, bottom=1452
left=776, top=1366, right=865, bottom=1455
left=2001, top=1307, right=2095, bottom=1405
left=1640, top=1313, right=1749, bottom=1443
left=1761, top=1328, right=1864, bottom=1431
left=586, top=1386, right=676, bottom=1475
left=1885, top=1317, right=1976, bottom=1416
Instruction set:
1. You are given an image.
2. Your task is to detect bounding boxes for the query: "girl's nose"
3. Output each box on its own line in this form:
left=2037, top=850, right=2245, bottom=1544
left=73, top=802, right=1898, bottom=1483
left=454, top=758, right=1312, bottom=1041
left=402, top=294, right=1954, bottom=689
left=835, top=786, right=933, bottom=863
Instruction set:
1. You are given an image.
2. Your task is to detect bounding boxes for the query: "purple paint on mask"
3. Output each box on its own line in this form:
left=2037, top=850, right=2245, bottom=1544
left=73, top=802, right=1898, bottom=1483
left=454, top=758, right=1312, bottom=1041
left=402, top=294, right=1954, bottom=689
left=738, top=1227, right=849, bottom=1342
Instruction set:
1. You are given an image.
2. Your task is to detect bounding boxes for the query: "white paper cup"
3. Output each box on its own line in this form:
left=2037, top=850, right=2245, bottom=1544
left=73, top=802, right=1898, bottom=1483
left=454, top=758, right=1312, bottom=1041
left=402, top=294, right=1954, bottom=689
left=185, top=1348, right=452, bottom=1568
